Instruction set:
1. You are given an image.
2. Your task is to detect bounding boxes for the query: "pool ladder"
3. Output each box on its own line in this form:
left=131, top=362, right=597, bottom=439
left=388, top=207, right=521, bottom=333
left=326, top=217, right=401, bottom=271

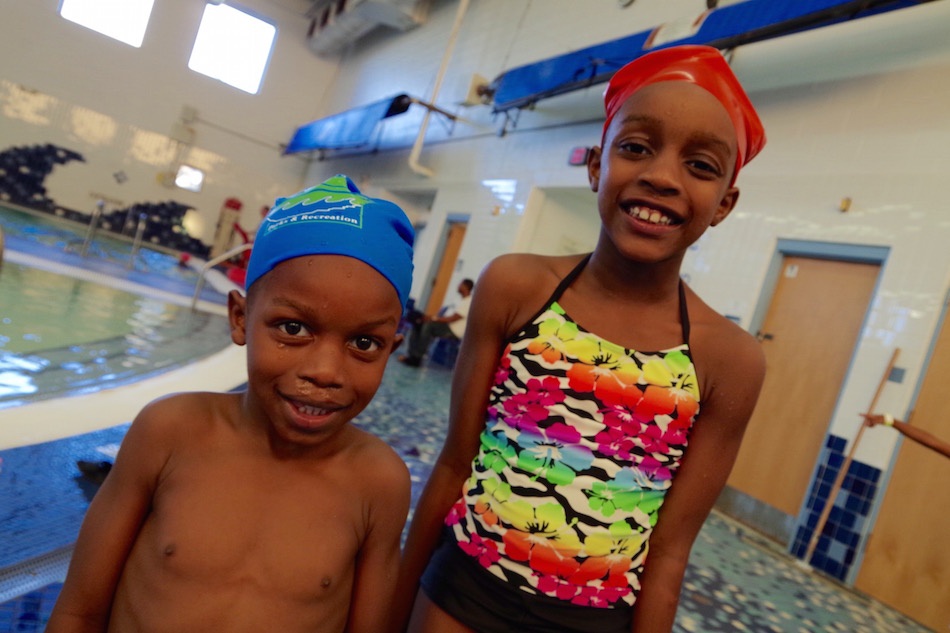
left=72, top=201, right=149, bottom=269
left=126, top=212, right=149, bottom=270
left=0, top=223, right=5, bottom=271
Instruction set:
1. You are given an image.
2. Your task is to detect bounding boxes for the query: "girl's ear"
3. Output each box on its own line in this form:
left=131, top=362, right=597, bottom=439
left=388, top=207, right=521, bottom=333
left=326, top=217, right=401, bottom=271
left=711, top=187, right=740, bottom=227
left=228, top=290, right=248, bottom=346
left=587, top=145, right=603, bottom=192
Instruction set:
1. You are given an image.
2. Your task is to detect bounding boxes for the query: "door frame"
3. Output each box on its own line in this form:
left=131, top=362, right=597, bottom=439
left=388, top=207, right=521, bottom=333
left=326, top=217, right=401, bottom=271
left=420, top=212, right=469, bottom=315
left=720, top=238, right=889, bottom=544
left=748, top=239, right=889, bottom=336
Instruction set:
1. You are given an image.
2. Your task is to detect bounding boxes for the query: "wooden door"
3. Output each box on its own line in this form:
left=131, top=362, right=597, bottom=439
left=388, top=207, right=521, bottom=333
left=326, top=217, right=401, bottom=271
left=727, top=256, right=879, bottom=517
left=856, top=310, right=950, bottom=631
left=424, top=221, right=467, bottom=316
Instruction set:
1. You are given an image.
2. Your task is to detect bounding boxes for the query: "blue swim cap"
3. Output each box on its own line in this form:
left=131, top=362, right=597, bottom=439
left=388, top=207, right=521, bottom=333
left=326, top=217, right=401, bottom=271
left=245, top=175, right=415, bottom=306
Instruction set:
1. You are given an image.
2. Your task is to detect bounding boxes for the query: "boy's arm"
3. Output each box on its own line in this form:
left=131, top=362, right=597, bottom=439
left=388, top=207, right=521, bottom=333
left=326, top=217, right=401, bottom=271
left=391, top=256, right=526, bottom=632
left=46, top=399, right=175, bottom=633
left=346, top=448, right=411, bottom=633
left=631, top=325, right=766, bottom=633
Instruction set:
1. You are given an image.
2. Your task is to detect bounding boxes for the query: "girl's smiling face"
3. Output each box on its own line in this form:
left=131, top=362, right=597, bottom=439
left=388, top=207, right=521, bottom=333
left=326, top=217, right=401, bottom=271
left=588, top=80, right=740, bottom=266
left=229, top=254, right=403, bottom=452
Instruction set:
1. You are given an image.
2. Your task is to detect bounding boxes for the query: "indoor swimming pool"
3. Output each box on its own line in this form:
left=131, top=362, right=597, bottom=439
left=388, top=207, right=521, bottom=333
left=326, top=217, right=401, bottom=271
left=0, top=204, right=934, bottom=632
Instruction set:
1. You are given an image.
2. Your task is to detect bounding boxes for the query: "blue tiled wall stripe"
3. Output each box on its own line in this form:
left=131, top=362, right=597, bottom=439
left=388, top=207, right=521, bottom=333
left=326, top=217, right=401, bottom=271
left=792, top=434, right=882, bottom=581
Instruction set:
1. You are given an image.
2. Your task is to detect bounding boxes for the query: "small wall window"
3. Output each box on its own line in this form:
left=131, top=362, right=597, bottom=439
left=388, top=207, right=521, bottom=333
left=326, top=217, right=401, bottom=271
left=59, top=0, right=155, bottom=48
left=188, top=4, right=277, bottom=95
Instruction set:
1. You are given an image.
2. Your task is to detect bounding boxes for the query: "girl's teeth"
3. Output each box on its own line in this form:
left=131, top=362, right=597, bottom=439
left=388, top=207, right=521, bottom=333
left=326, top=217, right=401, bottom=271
left=632, top=207, right=671, bottom=225
left=299, top=405, right=328, bottom=416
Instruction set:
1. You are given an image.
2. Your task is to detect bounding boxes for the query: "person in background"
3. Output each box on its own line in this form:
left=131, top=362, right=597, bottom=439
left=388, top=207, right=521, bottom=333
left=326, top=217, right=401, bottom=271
left=393, top=45, right=768, bottom=633
left=47, top=175, right=415, bottom=633
left=399, top=278, right=474, bottom=367
left=864, top=413, right=950, bottom=459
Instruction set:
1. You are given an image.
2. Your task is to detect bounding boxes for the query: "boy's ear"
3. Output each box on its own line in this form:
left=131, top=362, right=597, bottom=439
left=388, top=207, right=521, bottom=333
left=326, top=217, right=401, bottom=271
left=587, top=145, right=603, bottom=192
left=710, top=186, right=740, bottom=227
left=389, top=333, right=405, bottom=355
left=227, top=290, right=248, bottom=346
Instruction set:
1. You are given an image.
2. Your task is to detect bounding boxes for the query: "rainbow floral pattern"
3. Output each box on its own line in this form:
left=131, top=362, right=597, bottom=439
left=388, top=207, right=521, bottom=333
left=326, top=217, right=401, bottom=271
left=448, top=302, right=700, bottom=608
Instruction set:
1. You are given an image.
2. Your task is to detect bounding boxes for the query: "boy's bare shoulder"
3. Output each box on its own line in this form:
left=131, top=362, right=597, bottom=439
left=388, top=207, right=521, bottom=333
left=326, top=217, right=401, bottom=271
left=112, top=392, right=242, bottom=479
left=136, top=390, right=236, bottom=419
left=341, top=427, right=410, bottom=507
left=347, top=426, right=410, bottom=478
left=131, top=391, right=241, bottom=439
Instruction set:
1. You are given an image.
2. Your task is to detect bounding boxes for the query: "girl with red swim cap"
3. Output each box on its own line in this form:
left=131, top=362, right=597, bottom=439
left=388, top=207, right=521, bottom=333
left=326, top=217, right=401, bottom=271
left=396, top=45, right=768, bottom=633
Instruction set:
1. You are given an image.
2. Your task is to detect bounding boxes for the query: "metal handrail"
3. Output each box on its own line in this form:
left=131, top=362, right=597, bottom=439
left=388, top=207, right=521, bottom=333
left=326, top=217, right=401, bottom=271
left=79, top=200, right=105, bottom=258
left=190, top=242, right=253, bottom=311
left=127, top=213, right=148, bottom=269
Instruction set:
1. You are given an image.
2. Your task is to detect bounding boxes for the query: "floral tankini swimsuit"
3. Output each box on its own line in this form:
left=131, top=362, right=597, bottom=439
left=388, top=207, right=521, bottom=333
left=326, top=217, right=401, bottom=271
left=445, top=255, right=701, bottom=610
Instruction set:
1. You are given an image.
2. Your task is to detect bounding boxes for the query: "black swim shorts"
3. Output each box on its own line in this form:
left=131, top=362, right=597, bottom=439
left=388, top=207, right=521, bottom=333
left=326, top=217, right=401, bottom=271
left=419, top=529, right=633, bottom=633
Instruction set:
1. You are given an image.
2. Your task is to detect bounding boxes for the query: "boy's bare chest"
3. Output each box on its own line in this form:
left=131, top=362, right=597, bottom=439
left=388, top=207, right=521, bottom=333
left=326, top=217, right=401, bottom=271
left=138, top=453, right=364, bottom=596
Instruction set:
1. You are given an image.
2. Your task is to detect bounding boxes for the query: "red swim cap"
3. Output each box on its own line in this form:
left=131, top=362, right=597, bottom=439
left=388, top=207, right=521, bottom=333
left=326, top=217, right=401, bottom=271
left=602, top=45, right=766, bottom=183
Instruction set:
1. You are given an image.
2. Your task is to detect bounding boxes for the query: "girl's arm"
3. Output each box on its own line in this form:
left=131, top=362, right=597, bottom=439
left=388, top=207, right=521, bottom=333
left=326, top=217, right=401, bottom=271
left=631, top=322, right=766, bottom=633
left=391, top=255, right=534, bottom=632
left=865, top=414, right=950, bottom=459
left=346, top=445, right=411, bottom=633
left=46, top=398, right=176, bottom=633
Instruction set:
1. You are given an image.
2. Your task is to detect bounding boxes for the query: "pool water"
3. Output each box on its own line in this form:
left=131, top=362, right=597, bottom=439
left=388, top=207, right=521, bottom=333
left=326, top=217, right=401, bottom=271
left=0, top=261, right=232, bottom=408
left=2, top=262, right=166, bottom=354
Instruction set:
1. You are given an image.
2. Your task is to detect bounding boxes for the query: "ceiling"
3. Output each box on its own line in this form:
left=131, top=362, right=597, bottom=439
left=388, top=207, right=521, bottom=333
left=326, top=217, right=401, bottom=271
left=257, top=0, right=315, bottom=21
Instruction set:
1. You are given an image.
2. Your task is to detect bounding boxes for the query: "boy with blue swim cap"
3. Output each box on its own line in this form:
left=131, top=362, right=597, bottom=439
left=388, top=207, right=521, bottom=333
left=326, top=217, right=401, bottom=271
left=49, top=175, right=416, bottom=633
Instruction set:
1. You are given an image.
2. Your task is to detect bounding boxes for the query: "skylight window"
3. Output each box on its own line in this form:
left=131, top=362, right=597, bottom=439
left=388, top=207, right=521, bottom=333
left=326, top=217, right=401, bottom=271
left=188, top=4, right=276, bottom=95
left=59, top=0, right=155, bottom=48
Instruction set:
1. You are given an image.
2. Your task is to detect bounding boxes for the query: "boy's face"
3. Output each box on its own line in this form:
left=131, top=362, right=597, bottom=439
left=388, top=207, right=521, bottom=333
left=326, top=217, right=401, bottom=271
left=588, top=80, right=740, bottom=265
left=228, top=255, right=404, bottom=451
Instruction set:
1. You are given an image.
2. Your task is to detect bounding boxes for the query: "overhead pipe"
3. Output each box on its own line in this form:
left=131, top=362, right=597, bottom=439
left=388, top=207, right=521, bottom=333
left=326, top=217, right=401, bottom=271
left=408, top=0, right=470, bottom=178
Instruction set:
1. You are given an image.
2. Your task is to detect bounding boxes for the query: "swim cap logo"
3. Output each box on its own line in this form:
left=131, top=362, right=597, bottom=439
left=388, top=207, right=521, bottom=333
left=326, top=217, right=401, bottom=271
left=261, top=188, right=366, bottom=237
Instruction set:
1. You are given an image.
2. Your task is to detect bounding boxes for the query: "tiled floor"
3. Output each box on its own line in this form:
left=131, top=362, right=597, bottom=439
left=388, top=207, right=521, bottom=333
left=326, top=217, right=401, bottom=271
left=0, top=357, right=932, bottom=632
